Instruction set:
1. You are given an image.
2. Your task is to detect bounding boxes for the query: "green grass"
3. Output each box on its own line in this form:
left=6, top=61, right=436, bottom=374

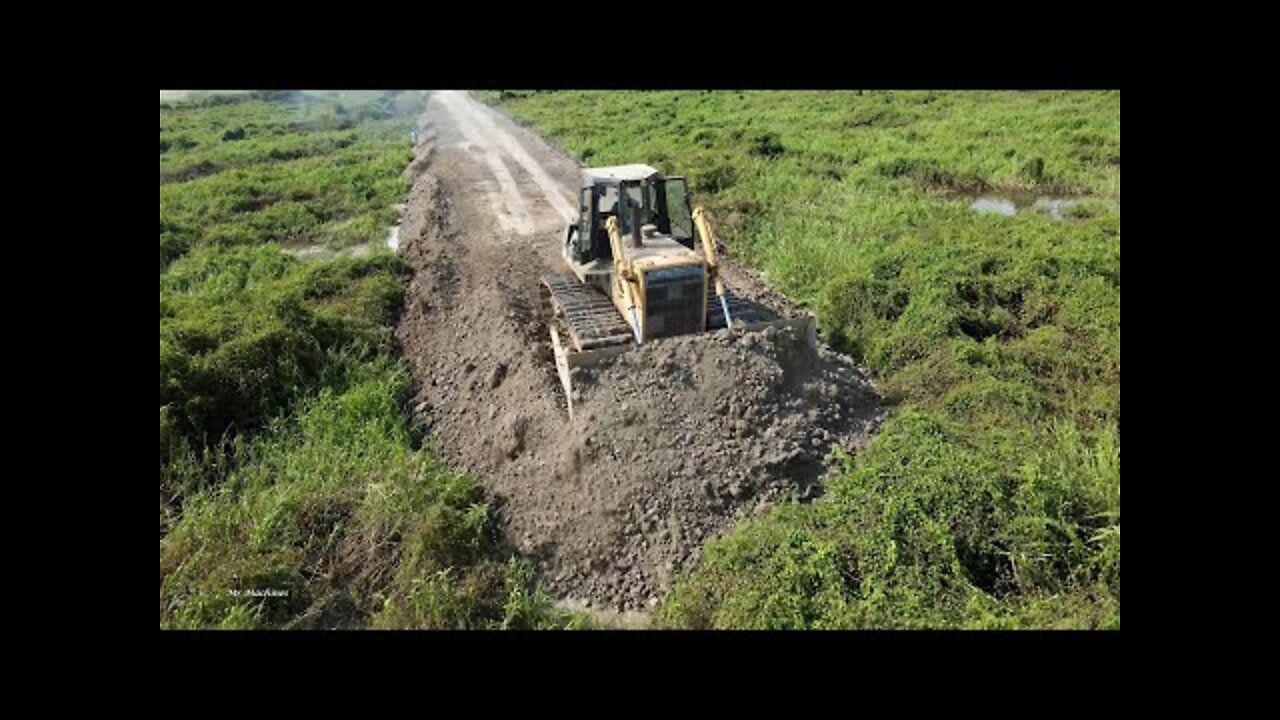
left=160, top=91, right=420, bottom=269
left=484, top=90, right=1120, bottom=629
left=160, top=357, right=582, bottom=629
left=160, top=91, right=579, bottom=629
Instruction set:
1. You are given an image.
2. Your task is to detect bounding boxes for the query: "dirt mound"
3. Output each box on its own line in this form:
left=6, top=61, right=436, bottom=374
left=394, top=91, right=883, bottom=614
left=543, top=324, right=881, bottom=609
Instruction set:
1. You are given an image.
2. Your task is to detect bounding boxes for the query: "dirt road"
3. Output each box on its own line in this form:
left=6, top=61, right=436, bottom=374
left=395, top=91, right=882, bottom=615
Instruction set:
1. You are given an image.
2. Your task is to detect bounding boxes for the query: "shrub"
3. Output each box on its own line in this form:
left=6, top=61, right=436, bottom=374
left=749, top=131, right=785, bottom=158
left=693, top=162, right=737, bottom=194
left=1021, top=157, right=1046, bottom=184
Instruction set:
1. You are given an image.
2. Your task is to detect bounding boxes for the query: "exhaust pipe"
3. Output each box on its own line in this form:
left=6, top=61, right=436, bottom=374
left=631, top=205, right=643, bottom=248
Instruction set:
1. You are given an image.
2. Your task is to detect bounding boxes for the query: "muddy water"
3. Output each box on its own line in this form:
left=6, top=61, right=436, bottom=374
left=282, top=200, right=404, bottom=261
left=281, top=242, right=340, bottom=261
left=970, top=197, right=1019, bottom=216
left=966, top=191, right=1087, bottom=221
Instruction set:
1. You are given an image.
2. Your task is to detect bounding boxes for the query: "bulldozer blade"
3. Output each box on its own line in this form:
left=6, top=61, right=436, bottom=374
left=548, top=314, right=817, bottom=420
left=548, top=322, right=630, bottom=421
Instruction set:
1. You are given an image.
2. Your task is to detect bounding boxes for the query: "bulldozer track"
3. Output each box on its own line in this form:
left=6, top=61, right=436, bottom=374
left=541, top=273, right=634, bottom=351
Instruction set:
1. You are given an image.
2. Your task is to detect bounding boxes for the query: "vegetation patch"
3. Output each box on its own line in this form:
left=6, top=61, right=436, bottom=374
left=485, top=90, right=1120, bottom=629
left=160, top=91, right=578, bottom=629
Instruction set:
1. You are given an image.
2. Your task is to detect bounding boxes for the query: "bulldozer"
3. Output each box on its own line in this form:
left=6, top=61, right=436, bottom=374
left=541, top=164, right=813, bottom=417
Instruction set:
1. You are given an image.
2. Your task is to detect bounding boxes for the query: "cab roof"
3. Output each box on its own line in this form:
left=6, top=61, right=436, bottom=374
left=582, top=164, right=662, bottom=186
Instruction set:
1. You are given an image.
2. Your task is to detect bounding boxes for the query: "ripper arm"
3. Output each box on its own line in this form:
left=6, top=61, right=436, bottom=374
left=692, top=206, right=732, bottom=327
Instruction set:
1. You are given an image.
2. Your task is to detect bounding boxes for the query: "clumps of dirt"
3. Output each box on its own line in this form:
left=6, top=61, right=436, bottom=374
left=538, top=323, right=882, bottom=610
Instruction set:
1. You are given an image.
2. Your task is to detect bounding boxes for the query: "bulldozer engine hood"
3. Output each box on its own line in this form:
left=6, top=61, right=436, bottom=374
left=622, top=233, right=704, bottom=270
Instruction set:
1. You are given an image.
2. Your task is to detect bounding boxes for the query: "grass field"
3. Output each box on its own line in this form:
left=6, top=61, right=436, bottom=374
left=483, top=90, right=1120, bottom=628
left=159, top=91, right=579, bottom=629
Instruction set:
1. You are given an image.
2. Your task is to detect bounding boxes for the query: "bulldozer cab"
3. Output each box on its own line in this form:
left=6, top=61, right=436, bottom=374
left=566, top=165, right=694, bottom=265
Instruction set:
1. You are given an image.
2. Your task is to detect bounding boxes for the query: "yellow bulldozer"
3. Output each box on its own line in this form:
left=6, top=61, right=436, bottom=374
left=542, top=164, right=813, bottom=416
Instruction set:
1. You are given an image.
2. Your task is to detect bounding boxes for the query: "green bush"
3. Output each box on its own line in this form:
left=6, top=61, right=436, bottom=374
left=750, top=132, right=785, bottom=158
left=693, top=161, right=737, bottom=194
left=1021, top=157, right=1046, bottom=184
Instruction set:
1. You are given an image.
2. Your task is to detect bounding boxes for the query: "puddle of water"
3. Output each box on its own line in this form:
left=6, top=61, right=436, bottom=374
left=1031, top=197, right=1076, bottom=221
left=282, top=243, right=339, bottom=261
left=283, top=238, right=391, bottom=262
left=970, top=197, right=1018, bottom=216
left=283, top=203, right=405, bottom=260
left=963, top=190, right=1101, bottom=221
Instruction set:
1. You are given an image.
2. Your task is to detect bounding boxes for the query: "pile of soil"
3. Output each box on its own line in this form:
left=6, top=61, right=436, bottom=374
left=542, top=324, right=881, bottom=609
left=393, top=91, right=884, bottom=613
